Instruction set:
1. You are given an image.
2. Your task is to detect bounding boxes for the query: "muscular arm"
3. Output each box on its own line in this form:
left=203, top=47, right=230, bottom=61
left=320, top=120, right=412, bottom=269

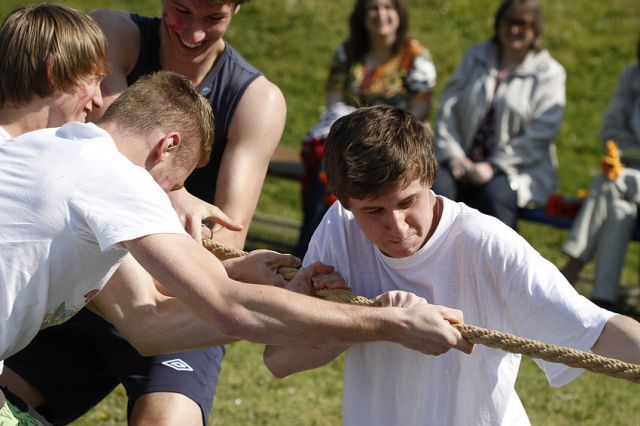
left=88, top=248, right=300, bottom=355
left=262, top=290, right=466, bottom=378
left=210, top=76, right=286, bottom=248
left=591, top=314, right=640, bottom=364
left=123, top=233, right=469, bottom=354
left=88, top=255, right=236, bottom=355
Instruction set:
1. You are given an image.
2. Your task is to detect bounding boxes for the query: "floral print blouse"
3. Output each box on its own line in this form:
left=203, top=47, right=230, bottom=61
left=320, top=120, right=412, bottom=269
left=326, top=38, right=436, bottom=111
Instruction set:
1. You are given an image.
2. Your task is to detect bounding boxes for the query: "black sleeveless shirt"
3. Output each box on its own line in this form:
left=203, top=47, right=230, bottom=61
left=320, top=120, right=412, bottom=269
left=127, top=14, right=263, bottom=203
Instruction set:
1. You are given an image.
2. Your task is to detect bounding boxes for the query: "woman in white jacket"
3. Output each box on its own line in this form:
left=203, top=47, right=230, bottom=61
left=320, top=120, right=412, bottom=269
left=561, top=38, right=640, bottom=313
left=433, top=0, right=565, bottom=228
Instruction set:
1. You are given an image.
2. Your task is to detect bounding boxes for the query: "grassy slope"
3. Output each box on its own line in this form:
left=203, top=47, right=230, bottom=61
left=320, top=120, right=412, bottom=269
left=1, top=0, right=639, bottom=424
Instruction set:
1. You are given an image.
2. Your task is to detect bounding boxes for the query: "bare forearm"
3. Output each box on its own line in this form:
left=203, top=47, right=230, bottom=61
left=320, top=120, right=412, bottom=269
left=119, top=298, right=235, bottom=355
left=127, top=234, right=467, bottom=355
left=591, top=315, right=640, bottom=364
left=90, top=256, right=236, bottom=355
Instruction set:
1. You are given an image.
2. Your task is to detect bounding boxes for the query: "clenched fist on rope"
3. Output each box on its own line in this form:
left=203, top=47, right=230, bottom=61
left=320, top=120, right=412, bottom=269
left=266, top=265, right=475, bottom=356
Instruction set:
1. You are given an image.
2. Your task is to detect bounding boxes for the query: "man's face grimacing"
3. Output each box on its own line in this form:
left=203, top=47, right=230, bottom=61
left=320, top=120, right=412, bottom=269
left=348, top=178, right=435, bottom=258
left=161, top=0, right=238, bottom=64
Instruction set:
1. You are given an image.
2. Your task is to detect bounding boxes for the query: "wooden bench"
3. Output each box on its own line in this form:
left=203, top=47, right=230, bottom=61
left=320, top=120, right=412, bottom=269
left=518, top=204, right=640, bottom=310
left=517, top=206, right=640, bottom=241
left=266, top=146, right=304, bottom=181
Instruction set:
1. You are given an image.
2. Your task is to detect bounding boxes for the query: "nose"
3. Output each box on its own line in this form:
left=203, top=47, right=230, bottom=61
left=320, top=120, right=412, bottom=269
left=92, top=83, right=104, bottom=109
left=182, top=20, right=207, bottom=44
left=387, top=210, right=409, bottom=236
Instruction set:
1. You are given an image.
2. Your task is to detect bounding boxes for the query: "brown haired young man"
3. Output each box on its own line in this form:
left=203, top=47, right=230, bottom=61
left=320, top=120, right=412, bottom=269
left=264, top=105, right=640, bottom=425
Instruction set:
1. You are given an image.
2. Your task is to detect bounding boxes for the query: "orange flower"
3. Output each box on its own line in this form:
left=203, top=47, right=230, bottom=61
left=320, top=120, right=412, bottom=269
left=601, top=140, right=623, bottom=180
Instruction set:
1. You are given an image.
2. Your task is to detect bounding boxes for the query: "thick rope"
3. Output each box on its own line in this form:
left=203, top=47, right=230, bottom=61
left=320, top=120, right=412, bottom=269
left=203, top=238, right=640, bottom=384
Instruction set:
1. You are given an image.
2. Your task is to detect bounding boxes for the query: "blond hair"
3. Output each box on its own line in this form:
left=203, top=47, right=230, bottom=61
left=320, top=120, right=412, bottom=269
left=0, top=4, right=109, bottom=108
left=99, top=71, right=214, bottom=167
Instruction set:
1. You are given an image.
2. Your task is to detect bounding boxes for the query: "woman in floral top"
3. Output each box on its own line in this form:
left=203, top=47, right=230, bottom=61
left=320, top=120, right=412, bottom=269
left=325, top=0, right=436, bottom=121
left=297, top=0, right=436, bottom=257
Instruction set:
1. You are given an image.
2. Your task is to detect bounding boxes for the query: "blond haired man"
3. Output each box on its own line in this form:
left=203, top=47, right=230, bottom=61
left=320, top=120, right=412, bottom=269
left=0, top=3, right=108, bottom=139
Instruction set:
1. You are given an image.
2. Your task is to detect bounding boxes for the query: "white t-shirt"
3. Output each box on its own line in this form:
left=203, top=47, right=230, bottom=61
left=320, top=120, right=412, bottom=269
left=304, top=196, right=614, bottom=426
left=0, top=122, right=186, bottom=369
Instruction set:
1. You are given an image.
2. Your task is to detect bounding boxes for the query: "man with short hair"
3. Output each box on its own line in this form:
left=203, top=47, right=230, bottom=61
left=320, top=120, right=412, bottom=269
left=264, top=105, right=640, bottom=425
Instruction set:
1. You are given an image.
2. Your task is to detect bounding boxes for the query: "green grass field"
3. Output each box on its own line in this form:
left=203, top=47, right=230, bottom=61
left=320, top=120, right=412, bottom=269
left=2, top=0, right=640, bottom=424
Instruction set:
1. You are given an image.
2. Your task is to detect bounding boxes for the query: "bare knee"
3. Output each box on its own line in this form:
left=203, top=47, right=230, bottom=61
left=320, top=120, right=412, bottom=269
left=0, top=368, right=46, bottom=407
left=130, top=392, right=203, bottom=426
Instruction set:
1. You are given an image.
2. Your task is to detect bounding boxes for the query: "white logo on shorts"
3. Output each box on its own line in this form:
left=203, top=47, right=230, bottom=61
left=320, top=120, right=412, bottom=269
left=161, top=359, right=194, bottom=371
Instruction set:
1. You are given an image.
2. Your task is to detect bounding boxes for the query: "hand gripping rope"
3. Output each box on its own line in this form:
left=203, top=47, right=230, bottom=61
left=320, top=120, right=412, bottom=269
left=202, top=238, right=640, bottom=384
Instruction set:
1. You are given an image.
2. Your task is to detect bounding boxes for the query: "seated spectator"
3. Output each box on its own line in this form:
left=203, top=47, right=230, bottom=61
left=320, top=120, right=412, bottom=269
left=297, top=0, right=437, bottom=257
left=432, top=0, right=565, bottom=229
left=561, top=36, right=640, bottom=313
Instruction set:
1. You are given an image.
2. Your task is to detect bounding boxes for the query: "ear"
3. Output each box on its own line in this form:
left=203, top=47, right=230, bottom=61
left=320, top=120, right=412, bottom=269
left=234, top=4, right=241, bottom=15
left=151, top=132, right=182, bottom=165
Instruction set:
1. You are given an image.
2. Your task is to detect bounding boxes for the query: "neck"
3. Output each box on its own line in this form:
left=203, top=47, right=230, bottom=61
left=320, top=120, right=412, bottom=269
left=369, top=33, right=396, bottom=55
left=500, top=46, right=529, bottom=70
left=365, top=35, right=397, bottom=68
left=424, top=193, right=442, bottom=244
left=99, top=122, right=149, bottom=167
left=0, top=100, right=53, bottom=138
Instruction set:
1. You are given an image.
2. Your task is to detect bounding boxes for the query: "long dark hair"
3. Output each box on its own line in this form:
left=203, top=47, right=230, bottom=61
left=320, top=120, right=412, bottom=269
left=345, top=0, right=410, bottom=62
left=492, top=0, right=544, bottom=52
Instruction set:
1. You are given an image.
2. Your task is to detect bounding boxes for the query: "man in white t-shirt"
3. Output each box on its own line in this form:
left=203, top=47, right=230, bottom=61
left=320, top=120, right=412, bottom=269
left=264, top=105, right=640, bottom=425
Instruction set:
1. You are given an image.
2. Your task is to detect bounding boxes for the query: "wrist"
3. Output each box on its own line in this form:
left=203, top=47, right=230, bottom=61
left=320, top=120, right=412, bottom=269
left=221, top=257, right=241, bottom=280
left=375, top=307, right=409, bottom=344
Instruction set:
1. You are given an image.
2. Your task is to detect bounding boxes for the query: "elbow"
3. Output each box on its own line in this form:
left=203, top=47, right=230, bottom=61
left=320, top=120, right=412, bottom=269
left=267, top=367, right=292, bottom=380
left=265, top=363, right=291, bottom=379
left=263, top=350, right=293, bottom=379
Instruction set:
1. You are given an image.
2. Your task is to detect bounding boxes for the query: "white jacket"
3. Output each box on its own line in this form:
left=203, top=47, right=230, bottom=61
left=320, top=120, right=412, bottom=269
left=435, top=41, right=566, bottom=207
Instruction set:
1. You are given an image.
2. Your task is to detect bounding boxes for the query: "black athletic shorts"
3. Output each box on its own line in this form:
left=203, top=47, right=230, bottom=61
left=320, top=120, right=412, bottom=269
left=5, top=309, right=224, bottom=425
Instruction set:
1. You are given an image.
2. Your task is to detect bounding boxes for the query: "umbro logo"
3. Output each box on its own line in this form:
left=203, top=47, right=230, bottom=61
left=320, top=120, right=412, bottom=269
left=161, top=359, right=194, bottom=371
